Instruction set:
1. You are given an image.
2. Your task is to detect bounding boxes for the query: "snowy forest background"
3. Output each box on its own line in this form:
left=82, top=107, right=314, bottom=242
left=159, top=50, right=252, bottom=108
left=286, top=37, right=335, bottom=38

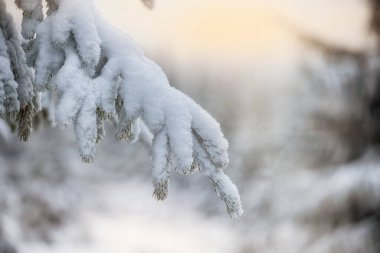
left=2, top=0, right=380, bottom=252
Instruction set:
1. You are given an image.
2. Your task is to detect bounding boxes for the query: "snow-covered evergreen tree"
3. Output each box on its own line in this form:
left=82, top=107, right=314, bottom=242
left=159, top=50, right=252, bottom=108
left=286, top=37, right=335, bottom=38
left=0, top=0, right=242, bottom=218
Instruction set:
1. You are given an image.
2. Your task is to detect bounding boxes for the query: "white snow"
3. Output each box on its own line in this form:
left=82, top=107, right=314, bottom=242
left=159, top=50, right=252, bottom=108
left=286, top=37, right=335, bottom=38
left=2, top=0, right=243, bottom=217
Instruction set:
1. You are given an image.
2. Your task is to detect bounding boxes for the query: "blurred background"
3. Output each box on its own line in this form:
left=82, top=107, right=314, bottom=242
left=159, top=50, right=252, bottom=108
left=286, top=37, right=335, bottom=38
left=2, top=0, right=380, bottom=252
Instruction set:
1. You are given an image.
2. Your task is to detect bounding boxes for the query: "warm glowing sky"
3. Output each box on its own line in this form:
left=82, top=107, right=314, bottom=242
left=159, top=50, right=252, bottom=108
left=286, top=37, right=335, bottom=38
left=93, top=0, right=370, bottom=61
left=4, top=0, right=372, bottom=82
left=6, top=0, right=370, bottom=60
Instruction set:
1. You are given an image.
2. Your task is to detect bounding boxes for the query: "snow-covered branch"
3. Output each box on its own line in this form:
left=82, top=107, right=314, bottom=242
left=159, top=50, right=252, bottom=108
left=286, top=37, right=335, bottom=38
left=6, top=0, right=243, bottom=218
left=0, top=0, right=36, bottom=141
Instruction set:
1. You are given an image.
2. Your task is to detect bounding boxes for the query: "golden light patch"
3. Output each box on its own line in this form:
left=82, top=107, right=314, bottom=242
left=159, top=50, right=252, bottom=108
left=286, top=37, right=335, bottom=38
left=174, top=5, right=291, bottom=55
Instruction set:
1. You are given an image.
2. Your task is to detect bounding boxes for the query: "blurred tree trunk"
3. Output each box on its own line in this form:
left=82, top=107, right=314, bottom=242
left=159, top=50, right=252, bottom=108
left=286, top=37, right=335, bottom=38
left=368, top=0, right=380, bottom=134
